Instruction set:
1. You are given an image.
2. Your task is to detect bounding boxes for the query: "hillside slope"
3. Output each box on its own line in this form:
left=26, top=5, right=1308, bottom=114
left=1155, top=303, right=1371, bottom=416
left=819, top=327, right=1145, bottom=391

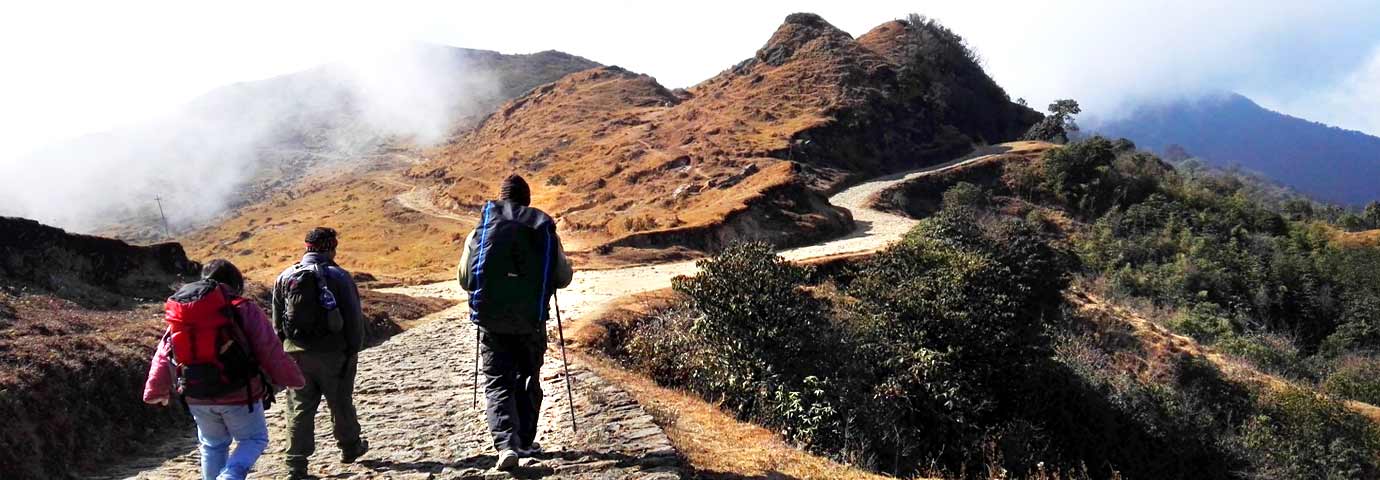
left=0, top=217, right=199, bottom=479
left=410, top=13, right=1038, bottom=254
left=1093, top=93, right=1380, bottom=205
left=0, top=217, right=453, bottom=478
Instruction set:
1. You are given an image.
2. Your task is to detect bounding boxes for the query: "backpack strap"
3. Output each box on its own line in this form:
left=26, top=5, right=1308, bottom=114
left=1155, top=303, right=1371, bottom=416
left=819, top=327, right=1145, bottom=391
left=159, top=329, right=194, bottom=416
left=222, top=295, right=267, bottom=411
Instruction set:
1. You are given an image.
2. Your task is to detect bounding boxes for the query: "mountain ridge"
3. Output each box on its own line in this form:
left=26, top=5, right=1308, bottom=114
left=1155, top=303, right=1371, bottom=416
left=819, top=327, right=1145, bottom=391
left=409, top=13, right=1038, bottom=254
left=1093, top=92, right=1380, bottom=205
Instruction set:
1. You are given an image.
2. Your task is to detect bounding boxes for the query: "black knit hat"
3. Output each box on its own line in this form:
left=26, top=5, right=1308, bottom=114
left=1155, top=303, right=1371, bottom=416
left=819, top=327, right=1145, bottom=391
left=201, top=259, right=244, bottom=295
left=305, top=227, right=339, bottom=253
left=500, top=174, right=531, bottom=206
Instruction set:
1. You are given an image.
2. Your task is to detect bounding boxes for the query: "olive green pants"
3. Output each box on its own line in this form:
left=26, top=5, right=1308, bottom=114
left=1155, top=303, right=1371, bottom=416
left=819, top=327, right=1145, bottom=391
left=283, top=350, right=363, bottom=469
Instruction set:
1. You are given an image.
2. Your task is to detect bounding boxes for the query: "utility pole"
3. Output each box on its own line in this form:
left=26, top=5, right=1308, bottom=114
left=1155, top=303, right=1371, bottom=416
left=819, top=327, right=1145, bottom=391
left=154, top=196, right=171, bottom=240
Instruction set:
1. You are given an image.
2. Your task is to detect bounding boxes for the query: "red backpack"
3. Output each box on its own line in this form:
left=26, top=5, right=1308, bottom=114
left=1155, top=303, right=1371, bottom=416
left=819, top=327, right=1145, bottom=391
left=163, top=280, right=263, bottom=404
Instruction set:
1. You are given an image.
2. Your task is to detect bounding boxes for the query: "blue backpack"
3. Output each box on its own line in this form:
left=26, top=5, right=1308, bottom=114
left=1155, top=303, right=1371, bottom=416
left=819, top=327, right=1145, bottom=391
left=465, top=200, right=560, bottom=334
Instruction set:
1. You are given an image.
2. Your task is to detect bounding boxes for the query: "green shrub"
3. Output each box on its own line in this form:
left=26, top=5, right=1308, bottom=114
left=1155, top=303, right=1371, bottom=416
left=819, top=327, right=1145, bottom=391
left=671, top=242, right=828, bottom=370
left=942, top=182, right=990, bottom=210
left=1167, top=302, right=1235, bottom=343
left=1321, top=294, right=1380, bottom=356
left=1215, top=333, right=1305, bottom=379
left=1320, top=355, right=1380, bottom=406
left=622, top=305, right=710, bottom=388
left=838, top=210, right=1076, bottom=473
left=1242, top=387, right=1380, bottom=479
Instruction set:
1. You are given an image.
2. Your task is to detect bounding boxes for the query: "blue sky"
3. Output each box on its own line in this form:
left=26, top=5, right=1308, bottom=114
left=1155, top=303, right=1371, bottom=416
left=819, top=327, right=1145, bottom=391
left=1, top=0, right=1377, bottom=165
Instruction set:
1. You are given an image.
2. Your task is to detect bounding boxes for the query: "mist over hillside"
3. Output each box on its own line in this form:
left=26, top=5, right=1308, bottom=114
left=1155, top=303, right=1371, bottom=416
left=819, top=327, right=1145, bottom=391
left=0, top=45, right=599, bottom=238
left=1092, top=93, right=1380, bottom=205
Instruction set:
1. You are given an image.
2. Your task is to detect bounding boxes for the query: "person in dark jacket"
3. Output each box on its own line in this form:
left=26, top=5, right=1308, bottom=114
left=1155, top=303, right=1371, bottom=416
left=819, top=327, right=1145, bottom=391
left=271, top=227, right=369, bottom=479
left=457, top=174, right=573, bottom=471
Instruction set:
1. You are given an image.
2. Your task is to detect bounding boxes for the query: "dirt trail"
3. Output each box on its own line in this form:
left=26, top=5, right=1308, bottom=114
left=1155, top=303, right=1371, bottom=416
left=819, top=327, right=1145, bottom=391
left=102, top=150, right=1001, bottom=479
left=376, top=177, right=475, bottom=224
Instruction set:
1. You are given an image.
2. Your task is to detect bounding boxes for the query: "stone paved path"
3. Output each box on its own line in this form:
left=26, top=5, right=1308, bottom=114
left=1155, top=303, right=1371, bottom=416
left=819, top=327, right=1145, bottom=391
left=96, top=302, right=679, bottom=479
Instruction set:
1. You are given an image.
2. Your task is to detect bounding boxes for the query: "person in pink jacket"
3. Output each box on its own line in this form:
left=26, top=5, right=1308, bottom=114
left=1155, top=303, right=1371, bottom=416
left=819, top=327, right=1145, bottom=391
left=144, top=259, right=305, bottom=480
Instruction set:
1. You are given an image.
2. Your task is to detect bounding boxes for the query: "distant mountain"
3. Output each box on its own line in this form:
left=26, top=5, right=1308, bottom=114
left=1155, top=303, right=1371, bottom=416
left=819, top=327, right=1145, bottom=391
left=1093, top=93, right=1380, bottom=205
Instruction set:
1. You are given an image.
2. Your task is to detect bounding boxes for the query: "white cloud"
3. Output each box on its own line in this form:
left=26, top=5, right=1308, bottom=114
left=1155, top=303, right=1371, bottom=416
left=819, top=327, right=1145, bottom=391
left=1256, top=46, right=1380, bottom=135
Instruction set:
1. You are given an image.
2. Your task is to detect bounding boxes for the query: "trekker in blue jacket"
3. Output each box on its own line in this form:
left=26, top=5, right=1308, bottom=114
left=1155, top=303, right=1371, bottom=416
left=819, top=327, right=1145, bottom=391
left=457, top=174, right=573, bottom=471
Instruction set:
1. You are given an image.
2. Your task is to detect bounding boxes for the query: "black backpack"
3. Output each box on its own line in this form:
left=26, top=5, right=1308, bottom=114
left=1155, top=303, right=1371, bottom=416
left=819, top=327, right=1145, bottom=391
left=466, top=200, right=559, bottom=334
left=280, top=263, right=344, bottom=345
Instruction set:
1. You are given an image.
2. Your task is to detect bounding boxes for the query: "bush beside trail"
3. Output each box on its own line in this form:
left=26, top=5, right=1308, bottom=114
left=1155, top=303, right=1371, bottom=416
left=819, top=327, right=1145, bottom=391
left=609, top=210, right=1266, bottom=478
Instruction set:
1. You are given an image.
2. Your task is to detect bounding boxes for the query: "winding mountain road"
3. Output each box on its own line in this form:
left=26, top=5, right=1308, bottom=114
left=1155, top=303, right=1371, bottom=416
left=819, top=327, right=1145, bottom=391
left=103, top=148, right=1004, bottom=479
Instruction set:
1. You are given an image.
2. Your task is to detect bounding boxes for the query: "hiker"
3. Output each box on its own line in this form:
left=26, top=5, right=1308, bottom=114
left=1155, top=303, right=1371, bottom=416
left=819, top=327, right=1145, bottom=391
left=143, top=259, right=305, bottom=480
left=458, top=174, right=574, bottom=471
left=271, top=227, right=370, bottom=479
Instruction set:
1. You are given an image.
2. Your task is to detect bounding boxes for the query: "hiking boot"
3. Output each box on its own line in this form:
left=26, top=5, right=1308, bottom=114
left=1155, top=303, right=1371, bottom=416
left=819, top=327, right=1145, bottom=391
left=496, top=449, right=520, bottom=471
left=286, top=464, right=310, bottom=480
left=518, top=441, right=542, bottom=457
left=341, top=439, right=370, bottom=464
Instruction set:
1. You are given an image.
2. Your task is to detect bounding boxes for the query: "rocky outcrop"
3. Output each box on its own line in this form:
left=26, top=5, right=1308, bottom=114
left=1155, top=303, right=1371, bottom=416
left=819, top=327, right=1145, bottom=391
left=0, top=216, right=199, bottom=303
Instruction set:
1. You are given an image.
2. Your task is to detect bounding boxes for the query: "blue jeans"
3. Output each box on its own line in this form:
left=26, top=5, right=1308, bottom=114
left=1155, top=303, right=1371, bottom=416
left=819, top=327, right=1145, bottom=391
left=188, top=402, right=269, bottom=480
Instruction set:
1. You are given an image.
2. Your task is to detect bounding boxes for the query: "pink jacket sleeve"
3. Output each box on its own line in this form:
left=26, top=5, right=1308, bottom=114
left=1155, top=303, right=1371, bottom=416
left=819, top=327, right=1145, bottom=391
left=240, top=301, right=306, bottom=389
left=142, top=331, right=174, bottom=403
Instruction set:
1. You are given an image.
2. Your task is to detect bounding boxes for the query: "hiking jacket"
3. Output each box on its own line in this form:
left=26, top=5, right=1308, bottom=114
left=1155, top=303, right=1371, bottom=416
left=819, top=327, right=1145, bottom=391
left=143, top=299, right=305, bottom=405
left=457, top=204, right=573, bottom=329
left=271, top=252, right=366, bottom=354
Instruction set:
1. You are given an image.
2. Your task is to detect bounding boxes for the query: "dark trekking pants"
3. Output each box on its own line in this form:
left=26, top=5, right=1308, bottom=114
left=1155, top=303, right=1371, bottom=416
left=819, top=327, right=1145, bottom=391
left=480, top=330, right=546, bottom=452
left=284, top=350, right=363, bottom=469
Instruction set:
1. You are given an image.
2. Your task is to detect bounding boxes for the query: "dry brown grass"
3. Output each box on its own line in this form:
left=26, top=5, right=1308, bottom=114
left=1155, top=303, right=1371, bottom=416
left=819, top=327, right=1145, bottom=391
left=579, top=353, right=902, bottom=480
left=0, top=290, right=179, bottom=479
left=180, top=172, right=474, bottom=285
left=1334, top=228, right=1380, bottom=249
left=1066, top=284, right=1380, bottom=425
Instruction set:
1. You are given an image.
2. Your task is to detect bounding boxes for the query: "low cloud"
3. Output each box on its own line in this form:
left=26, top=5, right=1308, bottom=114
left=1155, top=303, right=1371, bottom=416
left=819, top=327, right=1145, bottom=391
left=0, top=43, right=498, bottom=235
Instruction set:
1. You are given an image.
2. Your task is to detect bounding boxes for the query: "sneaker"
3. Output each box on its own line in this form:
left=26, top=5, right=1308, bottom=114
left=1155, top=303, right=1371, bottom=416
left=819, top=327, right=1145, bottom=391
left=518, top=441, right=543, bottom=457
left=341, top=439, right=370, bottom=464
left=496, top=449, right=520, bottom=471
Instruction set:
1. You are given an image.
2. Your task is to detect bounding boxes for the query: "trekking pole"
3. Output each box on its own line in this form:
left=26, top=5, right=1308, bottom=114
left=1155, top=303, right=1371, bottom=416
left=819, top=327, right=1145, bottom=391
left=473, top=325, right=480, bottom=409
left=553, top=290, right=578, bottom=433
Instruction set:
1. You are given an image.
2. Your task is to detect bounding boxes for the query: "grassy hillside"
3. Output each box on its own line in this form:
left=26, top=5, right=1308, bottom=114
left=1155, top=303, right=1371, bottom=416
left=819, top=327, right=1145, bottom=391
left=591, top=137, right=1380, bottom=479
left=410, top=13, right=1037, bottom=256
